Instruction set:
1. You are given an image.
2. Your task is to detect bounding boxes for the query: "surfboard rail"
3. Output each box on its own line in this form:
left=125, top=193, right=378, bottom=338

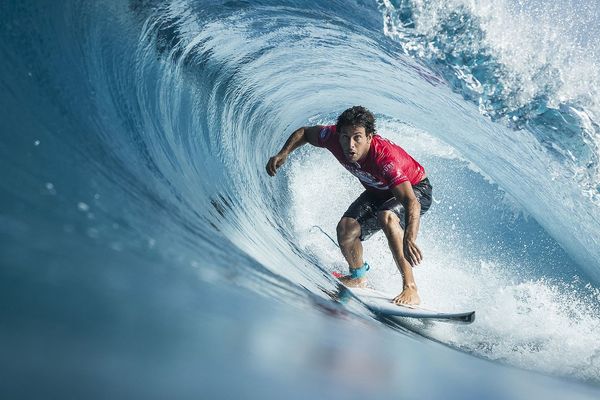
left=345, top=287, right=476, bottom=324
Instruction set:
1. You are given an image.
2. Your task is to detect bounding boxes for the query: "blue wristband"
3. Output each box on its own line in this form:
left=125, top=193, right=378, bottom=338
left=350, top=262, right=370, bottom=279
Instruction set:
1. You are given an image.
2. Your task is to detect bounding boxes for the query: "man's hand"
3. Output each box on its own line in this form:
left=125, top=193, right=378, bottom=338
left=266, top=152, right=288, bottom=176
left=403, top=236, right=422, bottom=267
left=391, top=183, right=423, bottom=267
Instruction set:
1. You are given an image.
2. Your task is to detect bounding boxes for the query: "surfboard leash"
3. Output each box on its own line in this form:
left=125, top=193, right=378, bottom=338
left=310, top=225, right=340, bottom=248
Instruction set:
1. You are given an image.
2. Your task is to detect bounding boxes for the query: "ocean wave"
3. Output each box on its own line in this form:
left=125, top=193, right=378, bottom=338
left=1, top=0, right=599, bottom=395
left=379, top=0, right=600, bottom=202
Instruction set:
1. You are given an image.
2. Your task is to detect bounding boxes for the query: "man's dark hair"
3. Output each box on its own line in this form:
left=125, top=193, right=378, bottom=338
left=336, top=106, right=376, bottom=135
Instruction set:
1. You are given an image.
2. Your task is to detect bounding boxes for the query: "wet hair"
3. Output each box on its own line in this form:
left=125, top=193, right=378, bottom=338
left=336, top=106, right=376, bottom=135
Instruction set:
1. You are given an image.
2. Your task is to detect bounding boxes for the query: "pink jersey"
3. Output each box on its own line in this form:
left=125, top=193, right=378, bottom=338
left=316, top=125, right=426, bottom=191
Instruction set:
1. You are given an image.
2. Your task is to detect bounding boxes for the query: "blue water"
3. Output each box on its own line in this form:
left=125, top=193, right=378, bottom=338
left=1, top=0, right=600, bottom=398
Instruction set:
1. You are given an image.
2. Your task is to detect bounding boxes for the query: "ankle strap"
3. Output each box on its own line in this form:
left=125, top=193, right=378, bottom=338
left=350, top=262, right=370, bottom=279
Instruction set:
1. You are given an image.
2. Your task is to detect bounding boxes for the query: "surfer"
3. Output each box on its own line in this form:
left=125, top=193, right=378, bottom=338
left=266, top=106, right=432, bottom=305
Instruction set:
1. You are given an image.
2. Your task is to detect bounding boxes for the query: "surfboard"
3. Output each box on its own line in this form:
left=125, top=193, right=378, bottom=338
left=332, top=276, right=475, bottom=324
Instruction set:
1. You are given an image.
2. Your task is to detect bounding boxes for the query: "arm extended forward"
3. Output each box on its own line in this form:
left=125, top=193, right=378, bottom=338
left=266, top=126, right=322, bottom=176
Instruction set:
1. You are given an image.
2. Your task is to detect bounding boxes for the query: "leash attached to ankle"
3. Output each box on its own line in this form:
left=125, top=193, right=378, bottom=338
left=349, top=262, right=370, bottom=279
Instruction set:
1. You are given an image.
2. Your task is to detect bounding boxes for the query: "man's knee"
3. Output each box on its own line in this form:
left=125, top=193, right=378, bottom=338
left=337, top=217, right=361, bottom=242
left=377, top=210, right=400, bottom=231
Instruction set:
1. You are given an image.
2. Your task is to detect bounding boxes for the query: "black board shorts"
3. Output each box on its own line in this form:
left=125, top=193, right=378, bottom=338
left=343, top=178, right=433, bottom=241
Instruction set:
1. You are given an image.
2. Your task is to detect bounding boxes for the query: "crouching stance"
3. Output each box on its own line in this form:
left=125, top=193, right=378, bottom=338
left=266, top=106, right=432, bottom=305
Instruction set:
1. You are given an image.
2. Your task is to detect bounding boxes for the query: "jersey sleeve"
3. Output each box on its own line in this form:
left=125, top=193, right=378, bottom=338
left=381, top=158, right=409, bottom=188
left=315, top=125, right=336, bottom=148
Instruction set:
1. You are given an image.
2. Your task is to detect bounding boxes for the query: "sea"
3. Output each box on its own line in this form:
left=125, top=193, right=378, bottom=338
left=1, top=1, right=599, bottom=398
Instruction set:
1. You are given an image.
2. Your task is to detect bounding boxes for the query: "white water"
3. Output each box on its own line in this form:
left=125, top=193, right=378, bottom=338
left=289, top=120, right=600, bottom=382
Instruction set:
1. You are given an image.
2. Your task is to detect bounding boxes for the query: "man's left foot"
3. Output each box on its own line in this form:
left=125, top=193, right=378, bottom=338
left=393, top=286, right=420, bottom=305
left=338, top=275, right=367, bottom=288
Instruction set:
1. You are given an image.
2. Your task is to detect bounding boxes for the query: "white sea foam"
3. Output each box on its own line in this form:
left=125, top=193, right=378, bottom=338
left=288, top=120, right=600, bottom=382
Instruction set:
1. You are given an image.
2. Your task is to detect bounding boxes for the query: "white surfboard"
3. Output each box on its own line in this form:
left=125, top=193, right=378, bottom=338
left=348, top=287, right=475, bottom=324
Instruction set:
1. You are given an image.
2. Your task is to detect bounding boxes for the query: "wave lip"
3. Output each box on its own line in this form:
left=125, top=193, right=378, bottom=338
left=379, top=0, right=600, bottom=202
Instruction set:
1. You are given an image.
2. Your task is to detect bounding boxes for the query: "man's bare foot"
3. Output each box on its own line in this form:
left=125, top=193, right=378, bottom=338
left=338, top=275, right=367, bottom=288
left=393, top=286, right=420, bottom=305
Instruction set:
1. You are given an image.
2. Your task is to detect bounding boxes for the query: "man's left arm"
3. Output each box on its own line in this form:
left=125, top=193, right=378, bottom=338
left=391, top=181, right=422, bottom=266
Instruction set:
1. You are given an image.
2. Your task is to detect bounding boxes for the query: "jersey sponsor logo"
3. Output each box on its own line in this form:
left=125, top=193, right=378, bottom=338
left=343, top=163, right=389, bottom=190
left=383, top=162, right=407, bottom=182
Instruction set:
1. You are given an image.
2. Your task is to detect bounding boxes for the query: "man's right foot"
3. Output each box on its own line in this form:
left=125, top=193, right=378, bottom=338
left=392, top=286, right=420, bottom=305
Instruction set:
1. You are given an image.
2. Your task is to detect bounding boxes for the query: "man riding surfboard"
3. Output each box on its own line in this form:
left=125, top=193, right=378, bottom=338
left=266, top=106, right=432, bottom=305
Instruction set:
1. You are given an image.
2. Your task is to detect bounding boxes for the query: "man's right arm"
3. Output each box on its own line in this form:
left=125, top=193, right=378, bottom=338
left=266, top=126, right=322, bottom=176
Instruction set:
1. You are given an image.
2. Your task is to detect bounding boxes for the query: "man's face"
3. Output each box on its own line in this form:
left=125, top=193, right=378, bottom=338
left=339, top=125, right=372, bottom=162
